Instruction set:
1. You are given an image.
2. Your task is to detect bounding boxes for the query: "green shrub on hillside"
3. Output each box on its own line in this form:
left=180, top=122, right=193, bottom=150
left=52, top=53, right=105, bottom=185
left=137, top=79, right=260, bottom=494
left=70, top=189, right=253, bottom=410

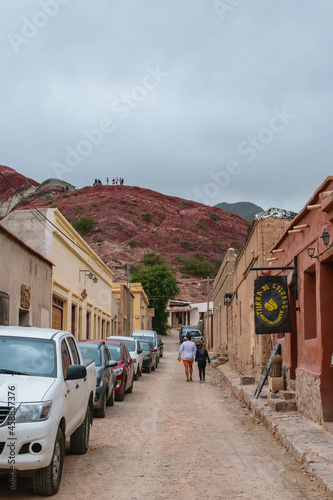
left=209, top=212, right=220, bottom=221
left=141, top=251, right=165, bottom=266
left=213, top=239, right=223, bottom=247
left=141, top=212, right=152, bottom=222
left=72, top=216, right=96, bottom=236
left=196, top=220, right=207, bottom=230
left=179, top=239, right=192, bottom=248
left=74, top=204, right=84, bottom=214
left=177, top=252, right=217, bottom=278
left=128, top=239, right=139, bottom=248
left=45, top=195, right=53, bottom=204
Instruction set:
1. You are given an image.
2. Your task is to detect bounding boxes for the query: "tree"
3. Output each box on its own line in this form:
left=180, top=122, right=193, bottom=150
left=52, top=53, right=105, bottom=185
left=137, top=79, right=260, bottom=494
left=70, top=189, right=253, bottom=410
left=131, top=253, right=179, bottom=336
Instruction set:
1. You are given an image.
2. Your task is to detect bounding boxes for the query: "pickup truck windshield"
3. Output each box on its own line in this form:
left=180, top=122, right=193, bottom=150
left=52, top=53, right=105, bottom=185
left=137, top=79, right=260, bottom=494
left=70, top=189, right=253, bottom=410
left=0, top=336, right=56, bottom=377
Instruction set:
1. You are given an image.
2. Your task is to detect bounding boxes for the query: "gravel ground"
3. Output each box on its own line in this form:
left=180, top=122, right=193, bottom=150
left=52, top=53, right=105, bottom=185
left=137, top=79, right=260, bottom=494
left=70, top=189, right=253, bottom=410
left=0, top=328, right=329, bottom=499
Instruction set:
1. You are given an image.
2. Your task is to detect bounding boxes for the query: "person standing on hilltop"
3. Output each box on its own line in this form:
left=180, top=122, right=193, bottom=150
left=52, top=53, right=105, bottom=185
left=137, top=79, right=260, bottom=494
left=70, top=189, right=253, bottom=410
left=178, top=333, right=197, bottom=382
left=106, top=177, right=109, bottom=185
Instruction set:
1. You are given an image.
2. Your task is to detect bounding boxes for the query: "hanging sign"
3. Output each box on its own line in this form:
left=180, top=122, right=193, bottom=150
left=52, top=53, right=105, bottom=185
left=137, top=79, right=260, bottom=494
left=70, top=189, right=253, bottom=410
left=254, top=276, right=292, bottom=334
left=146, top=308, right=155, bottom=317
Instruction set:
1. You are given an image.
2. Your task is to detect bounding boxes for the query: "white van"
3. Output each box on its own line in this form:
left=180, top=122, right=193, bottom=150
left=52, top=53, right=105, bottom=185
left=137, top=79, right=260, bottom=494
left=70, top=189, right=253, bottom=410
left=131, top=330, right=160, bottom=363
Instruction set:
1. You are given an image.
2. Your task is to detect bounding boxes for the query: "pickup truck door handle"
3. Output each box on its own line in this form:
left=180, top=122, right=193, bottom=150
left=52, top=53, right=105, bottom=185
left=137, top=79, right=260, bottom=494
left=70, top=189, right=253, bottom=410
left=75, top=383, right=79, bottom=389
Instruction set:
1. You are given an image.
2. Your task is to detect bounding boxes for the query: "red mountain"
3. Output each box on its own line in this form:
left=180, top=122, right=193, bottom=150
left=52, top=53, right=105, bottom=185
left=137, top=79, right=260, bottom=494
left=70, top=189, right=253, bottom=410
left=0, top=166, right=248, bottom=301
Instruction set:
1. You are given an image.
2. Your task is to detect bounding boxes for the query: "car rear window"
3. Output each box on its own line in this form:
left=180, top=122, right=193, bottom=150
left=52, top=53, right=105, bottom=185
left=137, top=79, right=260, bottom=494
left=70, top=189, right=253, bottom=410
left=107, top=345, right=122, bottom=361
left=190, top=331, right=201, bottom=337
left=121, top=339, right=135, bottom=352
left=79, top=346, right=102, bottom=366
left=139, top=341, right=152, bottom=351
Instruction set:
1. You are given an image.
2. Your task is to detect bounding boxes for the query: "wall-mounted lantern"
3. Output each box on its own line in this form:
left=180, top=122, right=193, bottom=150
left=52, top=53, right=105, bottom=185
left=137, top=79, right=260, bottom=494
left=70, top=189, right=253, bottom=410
left=224, top=293, right=233, bottom=305
left=307, top=248, right=318, bottom=259
left=321, top=229, right=333, bottom=248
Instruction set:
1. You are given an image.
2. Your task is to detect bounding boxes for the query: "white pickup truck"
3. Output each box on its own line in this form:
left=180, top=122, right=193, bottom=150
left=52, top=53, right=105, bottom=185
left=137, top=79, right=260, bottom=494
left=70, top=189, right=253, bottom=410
left=0, top=326, right=96, bottom=496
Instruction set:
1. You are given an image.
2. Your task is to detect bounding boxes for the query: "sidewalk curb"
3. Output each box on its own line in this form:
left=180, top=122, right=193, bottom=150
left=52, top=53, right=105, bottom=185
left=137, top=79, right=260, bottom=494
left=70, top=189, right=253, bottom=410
left=216, top=364, right=333, bottom=497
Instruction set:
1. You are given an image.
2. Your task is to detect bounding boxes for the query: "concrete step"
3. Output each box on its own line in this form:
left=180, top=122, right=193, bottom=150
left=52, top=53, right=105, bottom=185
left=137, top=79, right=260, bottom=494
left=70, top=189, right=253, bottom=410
left=268, top=398, right=297, bottom=412
left=240, top=375, right=255, bottom=385
left=277, top=390, right=295, bottom=400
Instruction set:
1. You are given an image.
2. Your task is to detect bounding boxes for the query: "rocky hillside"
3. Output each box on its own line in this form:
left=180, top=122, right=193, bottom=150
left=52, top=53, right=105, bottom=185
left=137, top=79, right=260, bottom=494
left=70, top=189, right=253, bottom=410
left=0, top=165, right=39, bottom=216
left=0, top=165, right=249, bottom=302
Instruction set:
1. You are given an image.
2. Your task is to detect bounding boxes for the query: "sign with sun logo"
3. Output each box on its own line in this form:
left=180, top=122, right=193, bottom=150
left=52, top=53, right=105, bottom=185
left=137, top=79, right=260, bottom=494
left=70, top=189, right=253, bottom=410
left=254, top=276, right=292, bottom=334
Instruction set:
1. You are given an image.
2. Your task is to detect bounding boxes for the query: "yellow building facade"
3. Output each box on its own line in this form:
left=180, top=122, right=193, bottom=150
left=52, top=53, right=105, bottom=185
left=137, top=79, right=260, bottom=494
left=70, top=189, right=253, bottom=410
left=1, top=208, right=115, bottom=340
left=130, top=283, right=150, bottom=330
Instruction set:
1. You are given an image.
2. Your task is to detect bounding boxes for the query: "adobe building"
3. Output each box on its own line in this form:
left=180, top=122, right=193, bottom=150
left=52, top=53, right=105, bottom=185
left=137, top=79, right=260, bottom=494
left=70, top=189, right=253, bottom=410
left=0, top=225, right=53, bottom=327
left=130, top=283, right=151, bottom=331
left=1, top=208, right=114, bottom=339
left=213, top=249, right=237, bottom=355
left=268, top=177, right=333, bottom=424
left=213, top=208, right=295, bottom=378
left=112, top=283, right=134, bottom=336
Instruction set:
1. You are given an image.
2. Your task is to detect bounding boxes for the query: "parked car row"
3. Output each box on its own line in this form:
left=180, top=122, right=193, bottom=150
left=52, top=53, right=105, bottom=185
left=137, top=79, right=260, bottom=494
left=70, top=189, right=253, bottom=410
left=77, top=330, right=164, bottom=416
left=0, top=326, right=164, bottom=497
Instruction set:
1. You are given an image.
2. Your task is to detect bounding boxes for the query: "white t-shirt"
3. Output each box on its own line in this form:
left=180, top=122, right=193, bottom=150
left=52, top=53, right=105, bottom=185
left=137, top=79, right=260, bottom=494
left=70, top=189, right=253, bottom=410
left=178, top=340, right=197, bottom=361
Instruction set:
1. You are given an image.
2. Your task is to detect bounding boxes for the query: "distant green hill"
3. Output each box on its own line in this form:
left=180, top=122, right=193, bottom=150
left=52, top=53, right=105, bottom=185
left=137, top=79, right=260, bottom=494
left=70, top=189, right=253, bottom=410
left=214, top=201, right=264, bottom=221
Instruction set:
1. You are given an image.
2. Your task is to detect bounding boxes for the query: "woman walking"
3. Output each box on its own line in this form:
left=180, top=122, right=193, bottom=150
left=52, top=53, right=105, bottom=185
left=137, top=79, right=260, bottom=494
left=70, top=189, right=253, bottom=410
left=195, top=342, right=211, bottom=382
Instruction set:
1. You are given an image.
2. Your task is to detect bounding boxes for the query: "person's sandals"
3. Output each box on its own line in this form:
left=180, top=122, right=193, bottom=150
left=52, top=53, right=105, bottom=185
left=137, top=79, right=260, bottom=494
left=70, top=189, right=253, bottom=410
left=190, top=377, right=192, bottom=381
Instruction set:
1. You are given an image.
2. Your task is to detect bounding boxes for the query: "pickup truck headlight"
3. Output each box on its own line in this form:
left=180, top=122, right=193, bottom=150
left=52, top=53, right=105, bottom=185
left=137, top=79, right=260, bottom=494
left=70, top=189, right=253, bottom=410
left=15, top=401, right=52, bottom=423
left=113, top=368, right=123, bottom=376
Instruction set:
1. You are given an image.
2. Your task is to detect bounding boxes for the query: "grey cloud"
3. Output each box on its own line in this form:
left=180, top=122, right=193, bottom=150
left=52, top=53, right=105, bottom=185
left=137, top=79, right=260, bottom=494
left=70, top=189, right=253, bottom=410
left=0, top=0, right=333, bottom=214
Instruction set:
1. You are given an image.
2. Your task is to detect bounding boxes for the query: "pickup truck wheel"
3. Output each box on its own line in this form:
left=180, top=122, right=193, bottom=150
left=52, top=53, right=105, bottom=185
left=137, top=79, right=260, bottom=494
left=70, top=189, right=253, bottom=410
left=32, top=427, right=64, bottom=496
left=134, top=368, right=139, bottom=381
left=95, top=391, right=106, bottom=418
left=70, top=406, right=90, bottom=454
left=106, top=386, right=115, bottom=407
left=126, top=376, right=134, bottom=393
left=138, top=366, right=142, bottom=377
left=116, top=379, right=126, bottom=401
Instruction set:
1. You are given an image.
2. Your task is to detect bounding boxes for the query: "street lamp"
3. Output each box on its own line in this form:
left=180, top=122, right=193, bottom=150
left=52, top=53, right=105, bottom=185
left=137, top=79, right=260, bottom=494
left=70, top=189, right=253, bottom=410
left=320, top=230, right=333, bottom=247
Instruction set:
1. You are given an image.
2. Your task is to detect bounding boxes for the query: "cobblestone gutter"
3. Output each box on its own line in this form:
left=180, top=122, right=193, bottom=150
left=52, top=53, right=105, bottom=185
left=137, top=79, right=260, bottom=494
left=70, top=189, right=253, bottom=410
left=217, top=364, right=333, bottom=497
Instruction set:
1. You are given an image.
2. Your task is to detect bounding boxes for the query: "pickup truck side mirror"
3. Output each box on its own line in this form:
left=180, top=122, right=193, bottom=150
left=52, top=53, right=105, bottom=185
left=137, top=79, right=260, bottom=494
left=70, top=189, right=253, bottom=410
left=107, top=360, right=118, bottom=368
left=66, top=364, right=87, bottom=380
left=138, top=349, right=142, bottom=354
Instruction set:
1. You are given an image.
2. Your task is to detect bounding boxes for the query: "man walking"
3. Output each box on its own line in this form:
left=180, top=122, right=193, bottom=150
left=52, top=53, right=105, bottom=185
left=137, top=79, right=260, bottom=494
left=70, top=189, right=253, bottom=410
left=178, top=333, right=197, bottom=382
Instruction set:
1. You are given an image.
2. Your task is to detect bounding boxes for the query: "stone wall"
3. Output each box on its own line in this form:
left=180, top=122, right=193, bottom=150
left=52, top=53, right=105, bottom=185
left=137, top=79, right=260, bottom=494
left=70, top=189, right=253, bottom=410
left=296, top=368, right=323, bottom=423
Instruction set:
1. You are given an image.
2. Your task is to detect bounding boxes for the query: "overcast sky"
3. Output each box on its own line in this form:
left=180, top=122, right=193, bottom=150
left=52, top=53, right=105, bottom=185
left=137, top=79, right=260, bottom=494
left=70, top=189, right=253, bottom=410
left=0, top=1, right=332, bottom=213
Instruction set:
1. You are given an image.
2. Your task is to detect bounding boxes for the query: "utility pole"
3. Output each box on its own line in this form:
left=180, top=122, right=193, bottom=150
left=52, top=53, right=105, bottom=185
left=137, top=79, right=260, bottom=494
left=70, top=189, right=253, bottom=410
left=127, top=265, right=131, bottom=336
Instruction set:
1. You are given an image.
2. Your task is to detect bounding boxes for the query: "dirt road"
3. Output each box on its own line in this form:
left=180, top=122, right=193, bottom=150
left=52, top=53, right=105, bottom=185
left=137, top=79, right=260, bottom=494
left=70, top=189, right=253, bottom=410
left=0, top=329, right=329, bottom=499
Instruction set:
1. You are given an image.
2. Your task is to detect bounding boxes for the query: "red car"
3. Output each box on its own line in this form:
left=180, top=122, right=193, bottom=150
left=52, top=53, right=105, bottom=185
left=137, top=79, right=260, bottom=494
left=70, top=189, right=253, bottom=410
left=82, top=339, right=135, bottom=401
